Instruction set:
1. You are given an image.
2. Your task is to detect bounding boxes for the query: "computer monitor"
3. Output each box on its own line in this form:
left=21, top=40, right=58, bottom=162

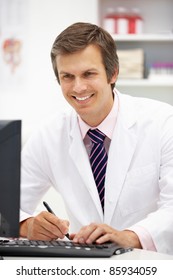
left=0, top=120, right=21, bottom=238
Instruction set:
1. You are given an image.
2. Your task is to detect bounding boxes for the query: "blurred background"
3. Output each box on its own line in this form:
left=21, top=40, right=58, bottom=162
left=0, top=0, right=173, bottom=216
left=0, top=0, right=173, bottom=143
left=0, top=0, right=98, bottom=143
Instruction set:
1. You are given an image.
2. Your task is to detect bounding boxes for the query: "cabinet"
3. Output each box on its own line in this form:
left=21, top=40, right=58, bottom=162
left=98, top=0, right=173, bottom=104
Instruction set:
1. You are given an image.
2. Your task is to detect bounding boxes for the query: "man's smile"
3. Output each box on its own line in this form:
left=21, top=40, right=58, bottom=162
left=72, top=94, right=94, bottom=101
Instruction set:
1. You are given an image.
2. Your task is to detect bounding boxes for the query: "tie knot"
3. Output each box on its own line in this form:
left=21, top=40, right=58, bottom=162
left=87, top=129, right=106, bottom=144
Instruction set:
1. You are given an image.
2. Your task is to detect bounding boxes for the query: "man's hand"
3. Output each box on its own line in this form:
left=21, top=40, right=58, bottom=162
left=71, top=223, right=142, bottom=249
left=20, top=211, right=69, bottom=240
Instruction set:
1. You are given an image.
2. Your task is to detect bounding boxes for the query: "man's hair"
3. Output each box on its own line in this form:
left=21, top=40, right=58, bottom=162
left=50, top=22, right=119, bottom=90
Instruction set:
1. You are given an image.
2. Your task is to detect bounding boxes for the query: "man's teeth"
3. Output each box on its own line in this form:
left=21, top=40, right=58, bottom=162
left=75, top=96, right=90, bottom=101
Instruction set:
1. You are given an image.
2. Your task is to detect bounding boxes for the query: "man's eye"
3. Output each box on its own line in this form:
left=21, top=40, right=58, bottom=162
left=62, top=74, right=73, bottom=80
left=84, top=72, right=95, bottom=77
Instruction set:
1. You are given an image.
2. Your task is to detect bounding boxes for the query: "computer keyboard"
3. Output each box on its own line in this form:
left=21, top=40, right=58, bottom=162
left=0, top=239, right=132, bottom=258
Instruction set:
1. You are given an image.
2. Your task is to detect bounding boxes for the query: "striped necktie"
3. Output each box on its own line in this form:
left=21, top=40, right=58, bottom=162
left=87, top=129, right=108, bottom=211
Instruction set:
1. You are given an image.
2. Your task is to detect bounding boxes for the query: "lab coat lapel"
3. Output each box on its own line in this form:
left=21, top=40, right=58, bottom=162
left=104, top=94, right=138, bottom=225
left=69, top=116, right=103, bottom=219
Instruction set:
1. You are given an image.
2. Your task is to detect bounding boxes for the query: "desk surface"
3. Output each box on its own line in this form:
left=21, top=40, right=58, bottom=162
left=114, top=248, right=173, bottom=260
left=2, top=249, right=173, bottom=260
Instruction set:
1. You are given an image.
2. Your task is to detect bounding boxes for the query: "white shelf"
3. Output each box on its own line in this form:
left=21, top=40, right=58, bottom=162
left=111, top=34, right=173, bottom=42
left=117, top=79, right=173, bottom=87
left=100, top=0, right=173, bottom=103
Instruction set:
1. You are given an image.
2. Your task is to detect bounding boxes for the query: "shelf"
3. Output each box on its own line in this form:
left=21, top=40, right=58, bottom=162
left=100, top=0, right=173, bottom=102
left=111, top=34, right=173, bottom=42
left=117, top=79, right=173, bottom=87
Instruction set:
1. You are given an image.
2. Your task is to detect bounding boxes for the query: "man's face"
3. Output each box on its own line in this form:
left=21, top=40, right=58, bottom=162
left=56, top=44, right=117, bottom=126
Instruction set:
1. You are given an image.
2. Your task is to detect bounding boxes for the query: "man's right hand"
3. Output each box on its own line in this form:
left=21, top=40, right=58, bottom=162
left=19, top=211, right=70, bottom=240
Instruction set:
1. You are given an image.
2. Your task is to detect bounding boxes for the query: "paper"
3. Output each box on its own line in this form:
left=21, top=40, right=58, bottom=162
left=117, top=48, right=144, bottom=79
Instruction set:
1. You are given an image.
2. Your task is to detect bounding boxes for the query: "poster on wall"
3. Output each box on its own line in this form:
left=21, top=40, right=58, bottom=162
left=0, top=0, right=29, bottom=89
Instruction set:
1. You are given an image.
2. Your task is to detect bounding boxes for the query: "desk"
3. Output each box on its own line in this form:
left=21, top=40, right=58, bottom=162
left=113, top=248, right=173, bottom=260
left=2, top=249, right=173, bottom=260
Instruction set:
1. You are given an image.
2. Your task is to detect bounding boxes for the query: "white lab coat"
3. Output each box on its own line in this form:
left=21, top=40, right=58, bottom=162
left=20, top=91, right=173, bottom=254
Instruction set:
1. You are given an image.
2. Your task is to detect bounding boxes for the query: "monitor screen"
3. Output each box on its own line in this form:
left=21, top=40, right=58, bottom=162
left=0, top=120, right=21, bottom=238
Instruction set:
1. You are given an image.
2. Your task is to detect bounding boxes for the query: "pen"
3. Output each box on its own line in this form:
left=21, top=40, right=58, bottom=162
left=43, top=201, right=70, bottom=240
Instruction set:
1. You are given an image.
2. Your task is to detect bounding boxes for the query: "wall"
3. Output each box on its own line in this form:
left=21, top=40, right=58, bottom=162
left=0, top=0, right=98, bottom=219
left=0, top=0, right=99, bottom=143
left=1, top=0, right=172, bottom=220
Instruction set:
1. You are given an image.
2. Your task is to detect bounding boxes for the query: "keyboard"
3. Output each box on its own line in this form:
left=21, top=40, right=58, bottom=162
left=0, top=239, right=132, bottom=258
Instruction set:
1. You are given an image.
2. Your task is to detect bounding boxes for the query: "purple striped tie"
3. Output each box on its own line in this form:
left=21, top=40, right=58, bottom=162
left=87, top=129, right=108, bottom=212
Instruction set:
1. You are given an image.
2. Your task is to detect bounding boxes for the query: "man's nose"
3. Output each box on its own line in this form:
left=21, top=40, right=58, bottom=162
left=73, top=78, right=87, bottom=93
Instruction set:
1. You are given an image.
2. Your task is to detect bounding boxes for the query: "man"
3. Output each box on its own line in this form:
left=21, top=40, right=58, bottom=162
left=20, top=22, right=173, bottom=254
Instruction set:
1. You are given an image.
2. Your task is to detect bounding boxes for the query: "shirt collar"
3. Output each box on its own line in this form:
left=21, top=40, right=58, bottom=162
left=78, top=89, right=119, bottom=140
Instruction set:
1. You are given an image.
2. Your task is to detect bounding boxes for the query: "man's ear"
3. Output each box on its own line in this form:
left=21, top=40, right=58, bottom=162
left=109, top=68, right=119, bottom=85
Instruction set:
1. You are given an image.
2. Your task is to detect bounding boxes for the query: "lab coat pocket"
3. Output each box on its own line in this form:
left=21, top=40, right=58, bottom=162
left=119, top=163, right=158, bottom=217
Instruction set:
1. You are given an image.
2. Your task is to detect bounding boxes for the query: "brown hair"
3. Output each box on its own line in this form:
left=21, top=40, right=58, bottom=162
left=50, top=22, right=119, bottom=89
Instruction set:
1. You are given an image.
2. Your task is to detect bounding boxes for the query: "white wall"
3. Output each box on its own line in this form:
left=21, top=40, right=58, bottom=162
left=0, top=0, right=98, bottom=219
left=0, top=0, right=99, bottom=143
